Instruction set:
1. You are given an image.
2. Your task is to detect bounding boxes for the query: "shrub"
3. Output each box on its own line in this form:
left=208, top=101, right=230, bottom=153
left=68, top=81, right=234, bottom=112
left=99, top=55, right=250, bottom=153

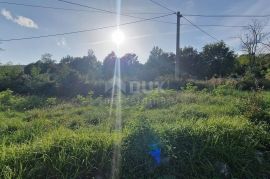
left=16, top=96, right=45, bottom=110
left=74, top=91, right=93, bottom=105
left=181, top=82, right=198, bottom=92
left=213, top=84, right=235, bottom=95
left=0, top=89, right=15, bottom=110
left=239, top=91, right=270, bottom=124
left=46, top=97, right=57, bottom=106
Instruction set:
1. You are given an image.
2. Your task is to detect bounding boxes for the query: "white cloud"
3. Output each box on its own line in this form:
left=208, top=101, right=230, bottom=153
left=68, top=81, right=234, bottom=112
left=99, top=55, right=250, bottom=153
left=1, top=9, right=38, bottom=29
left=1, top=9, right=12, bottom=20
left=14, top=16, right=38, bottom=29
left=57, top=37, right=67, bottom=47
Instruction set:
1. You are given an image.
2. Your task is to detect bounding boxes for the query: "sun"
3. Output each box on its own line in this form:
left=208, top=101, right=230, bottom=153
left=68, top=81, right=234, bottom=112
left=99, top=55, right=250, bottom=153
left=112, top=29, right=125, bottom=45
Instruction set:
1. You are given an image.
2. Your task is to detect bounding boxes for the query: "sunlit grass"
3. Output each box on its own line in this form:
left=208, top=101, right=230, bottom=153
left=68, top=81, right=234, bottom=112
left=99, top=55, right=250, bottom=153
left=0, top=89, right=269, bottom=178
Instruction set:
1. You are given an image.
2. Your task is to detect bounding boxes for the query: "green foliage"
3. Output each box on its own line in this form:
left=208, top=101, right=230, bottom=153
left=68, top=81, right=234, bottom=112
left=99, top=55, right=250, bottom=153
left=46, top=97, right=57, bottom=106
left=143, top=90, right=177, bottom=109
left=239, top=91, right=270, bottom=124
left=74, top=91, right=93, bottom=105
left=181, top=82, right=198, bottom=92
left=143, top=46, right=175, bottom=81
left=1, top=44, right=270, bottom=96
left=213, top=84, right=235, bottom=95
left=0, top=129, right=114, bottom=178
left=157, top=118, right=269, bottom=178
left=0, top=67, right=270, bottom=178
left=180, top=108, right=208, bottom=119
left=0, top=89, right=14, bottom=109
left=0, top=90, right=58, bottom=111
left=200, top=41, right=236, bottom=78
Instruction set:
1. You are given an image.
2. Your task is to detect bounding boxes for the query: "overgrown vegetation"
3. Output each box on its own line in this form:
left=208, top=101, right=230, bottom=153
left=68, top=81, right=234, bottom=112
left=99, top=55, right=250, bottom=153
left=0, top=88, right=269, bottom=178
left=1, top=19, right=270, bottom=178
left=1, top=39, right=270, bottom=97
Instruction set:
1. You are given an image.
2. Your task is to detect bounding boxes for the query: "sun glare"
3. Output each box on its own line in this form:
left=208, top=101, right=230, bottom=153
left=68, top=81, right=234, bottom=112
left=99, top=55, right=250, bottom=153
left=112, top=29, right=125, bottom=45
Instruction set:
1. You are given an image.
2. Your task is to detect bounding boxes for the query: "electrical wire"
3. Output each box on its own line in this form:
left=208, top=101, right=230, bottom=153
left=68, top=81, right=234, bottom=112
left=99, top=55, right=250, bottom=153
left=183, top=14, right=270, bottom=18
left=1, top=2, right=269, bottom=18
left=0, top=1, right=169, bottom=15
left=181, top=24, right=248, bottom=28
left=0, top=2, right=262, bottom=29
left=56, top=0, right=176, bottom=24
left=182, top=16, right=220, bottom=41
left=0, top=2, right=175, bottom=24
left=0, top=1, right=99, bottom=12
left=0, top=13, right=175, bottom=42
left=149, top=0, right=175, bottom=13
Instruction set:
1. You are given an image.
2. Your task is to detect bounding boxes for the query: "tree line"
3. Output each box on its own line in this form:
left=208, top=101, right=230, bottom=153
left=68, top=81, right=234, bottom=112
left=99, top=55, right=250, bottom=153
left=0, top=20, right=270, bottom=97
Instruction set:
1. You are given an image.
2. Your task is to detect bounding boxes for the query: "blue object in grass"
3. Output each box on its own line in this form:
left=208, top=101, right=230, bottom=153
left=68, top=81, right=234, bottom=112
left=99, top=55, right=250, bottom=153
left=149, top=144, right=161, bottom=165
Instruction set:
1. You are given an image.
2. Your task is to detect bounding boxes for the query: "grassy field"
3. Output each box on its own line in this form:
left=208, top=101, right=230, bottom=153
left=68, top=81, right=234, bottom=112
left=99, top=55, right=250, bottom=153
left=0, top=88, right=270, bottom=178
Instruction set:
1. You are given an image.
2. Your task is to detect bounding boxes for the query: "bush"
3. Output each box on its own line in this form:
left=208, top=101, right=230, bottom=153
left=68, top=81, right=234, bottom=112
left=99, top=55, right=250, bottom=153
left=15, top=96, right=45, bottom=111
left=237, top=78, right=270, bottom=90
left=0, top=90, right=16, bottom=110
left=74, top=91, right=93, bottom=105
left=212, top=84, right=235, bottom=95
left=239, top=91, right=270, bottom=124
left=0, top=90, right=53, bottom=111
left=181, top=82, right=198, bottom=92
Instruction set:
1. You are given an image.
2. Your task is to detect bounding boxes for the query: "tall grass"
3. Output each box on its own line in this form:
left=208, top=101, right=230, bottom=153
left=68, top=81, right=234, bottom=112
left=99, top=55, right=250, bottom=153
left=0, top=89, right=269, bottom=178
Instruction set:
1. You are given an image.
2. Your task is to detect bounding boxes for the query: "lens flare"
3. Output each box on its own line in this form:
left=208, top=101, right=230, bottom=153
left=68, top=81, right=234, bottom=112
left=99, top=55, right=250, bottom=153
left=112, top=29, right=125, bottom=45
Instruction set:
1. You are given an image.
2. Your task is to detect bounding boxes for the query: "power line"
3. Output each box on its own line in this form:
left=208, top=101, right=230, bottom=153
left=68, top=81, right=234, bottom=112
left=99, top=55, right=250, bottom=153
left=0, top=13, right=175, bottom=42
left=125, top=12, right=168, bottom=15
left=56, top=0, right=175, bottom=24
left=0, top=2, right=260, bottom=28
left=2, top=2, right=269, bottom=27
left=0, top=1, right=99, bottom=12
left=56, top=0, right=127, bottom=15
left=181, top=24, right=247, bottom=28
left=0, top=1, right=169, bottom=15
left=183, top=14, right=270, bottom=18
left=0, top=1, right=175, bottom=24
left=149, top=0, right=175, bottom=13
left=56, top=0, right=173, bottom=19
left=182, top=16, right=220, bottom=41
left=2, top=1, right=270, bottom=18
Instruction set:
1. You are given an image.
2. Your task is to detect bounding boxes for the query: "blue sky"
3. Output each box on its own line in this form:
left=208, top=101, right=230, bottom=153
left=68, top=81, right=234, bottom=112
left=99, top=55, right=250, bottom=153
left=0, top=0, right=269, bottom=64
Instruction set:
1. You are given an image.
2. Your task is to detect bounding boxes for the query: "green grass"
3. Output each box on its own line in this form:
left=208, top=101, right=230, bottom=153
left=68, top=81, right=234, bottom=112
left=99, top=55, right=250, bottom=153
left=0, top=90, right=269, bottom=178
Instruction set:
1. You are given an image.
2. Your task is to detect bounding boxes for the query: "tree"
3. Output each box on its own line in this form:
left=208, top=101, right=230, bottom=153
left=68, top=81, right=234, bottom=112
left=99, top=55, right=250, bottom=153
left=120, top=53, right=142, bottom=80
left=179, top=47, right=201, bottom=77
left=41, top=53, right=54, bottom=63
left=60, top=50, right=102, bottom=81
left=102, top=51, right=117, bottom=80
left=200, top=41, right=236, bottom=78
left=0, top=65, right=28, bottom=93
left=143, top=46, right=175, bottom=80
left=239, top=20, right=270, bottom=73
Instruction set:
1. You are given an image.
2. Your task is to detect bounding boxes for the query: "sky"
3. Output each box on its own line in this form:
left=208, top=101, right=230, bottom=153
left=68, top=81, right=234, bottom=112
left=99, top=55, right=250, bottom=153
left=0, top=0, right=269, bottom=64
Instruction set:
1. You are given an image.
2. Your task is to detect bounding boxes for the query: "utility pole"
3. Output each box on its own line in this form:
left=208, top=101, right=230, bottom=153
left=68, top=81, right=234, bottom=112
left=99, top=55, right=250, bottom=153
left=175, top=12, right=182, bottom=80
